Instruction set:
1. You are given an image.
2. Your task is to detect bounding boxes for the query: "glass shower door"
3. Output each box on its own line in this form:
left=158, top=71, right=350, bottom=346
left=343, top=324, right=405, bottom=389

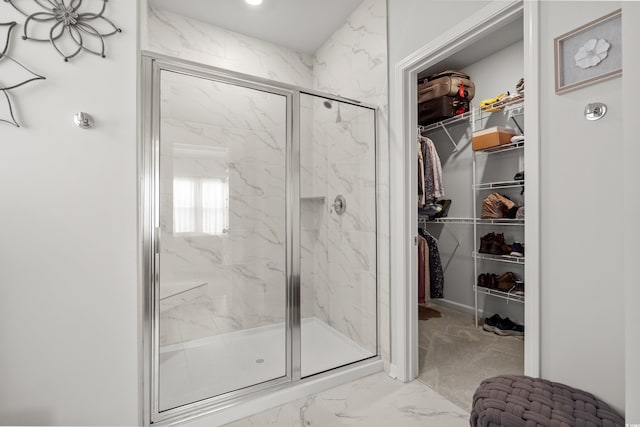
left=299, top=93, right=378, bottom=377
left=156, top=70, right=290, bottom=411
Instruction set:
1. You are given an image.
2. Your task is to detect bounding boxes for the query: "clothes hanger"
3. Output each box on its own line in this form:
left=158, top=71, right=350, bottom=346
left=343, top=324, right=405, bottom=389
left=418, top=227, right=440, bottom=243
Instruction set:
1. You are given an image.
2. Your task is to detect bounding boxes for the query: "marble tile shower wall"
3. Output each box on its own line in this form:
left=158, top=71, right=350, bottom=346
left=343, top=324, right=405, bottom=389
left=300, top=96, right=327, bottom=322
left=311, top=0, right=390, bottom=365
left=306, top=101, right=378, bottom=355
left=146, top=0, right=390, bottom=366
left=149, top=8, right=315, bottom=347
left=147, top=8, right=314, bottom=88
left=159, top=73, right=288, bottom=346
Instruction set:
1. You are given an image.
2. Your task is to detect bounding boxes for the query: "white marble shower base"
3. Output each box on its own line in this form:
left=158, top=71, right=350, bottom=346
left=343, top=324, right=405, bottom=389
left=158, top=317, right=374, bottom=412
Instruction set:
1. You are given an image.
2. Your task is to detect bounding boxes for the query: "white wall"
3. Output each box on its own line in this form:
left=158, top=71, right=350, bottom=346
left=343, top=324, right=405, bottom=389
left=461, top=41, right=524, bottom=107
left=387, top=0, right=491, bottom=67
left=388, top=0, right=628, bottom=415
left=622, top=2, right=640, bottom=423
left=539, top=1, right=624, bottom=414
left=0, top=2, right=139, bottom=426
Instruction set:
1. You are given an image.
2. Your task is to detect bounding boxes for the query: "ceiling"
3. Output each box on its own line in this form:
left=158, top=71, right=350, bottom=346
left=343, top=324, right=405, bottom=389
left=149, top=0, right=365, bottom=54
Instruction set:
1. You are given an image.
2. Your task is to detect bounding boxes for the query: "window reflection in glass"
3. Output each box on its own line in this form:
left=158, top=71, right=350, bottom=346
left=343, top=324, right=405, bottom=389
left=173, top=177, right=229, bottom=235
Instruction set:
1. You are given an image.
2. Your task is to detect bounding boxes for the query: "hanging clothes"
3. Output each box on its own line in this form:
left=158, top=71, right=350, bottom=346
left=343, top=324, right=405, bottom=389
left=418, top=143, right=426, bottom=207
left=419, top=228, right=444, bottom=299
left=418, top=235, right=425, bottom=303
left=430, top=139, right=444, bottom=200
left=417, top=234, right=430, bottom=304
left=417, top=132, right=445, bottom=300
left=418, top=134, right=444, bottom=202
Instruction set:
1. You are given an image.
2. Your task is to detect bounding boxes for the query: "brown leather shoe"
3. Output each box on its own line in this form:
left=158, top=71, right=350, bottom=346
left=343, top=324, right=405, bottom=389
left=479, top=233, right=497, bottom=254
left=477, top=274, right=487, bottom=288
left=496, top=272, right=517, bottom=291
left=490, top=233, right=512, bottom=255
left=483, top=273, right=498, bottom=289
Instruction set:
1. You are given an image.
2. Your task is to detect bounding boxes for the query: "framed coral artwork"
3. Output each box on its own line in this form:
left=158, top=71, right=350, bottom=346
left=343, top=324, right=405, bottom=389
left=554, top=9, right=622, bottom=95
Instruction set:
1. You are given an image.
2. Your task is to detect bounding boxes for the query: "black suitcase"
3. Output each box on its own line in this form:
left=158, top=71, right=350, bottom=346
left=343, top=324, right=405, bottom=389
left=418, top=96, right=469, bottom=126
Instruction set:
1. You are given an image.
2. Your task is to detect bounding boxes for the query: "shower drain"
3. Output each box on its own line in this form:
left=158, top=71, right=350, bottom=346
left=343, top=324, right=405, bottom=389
left=255, top=358, right=264, bottom=364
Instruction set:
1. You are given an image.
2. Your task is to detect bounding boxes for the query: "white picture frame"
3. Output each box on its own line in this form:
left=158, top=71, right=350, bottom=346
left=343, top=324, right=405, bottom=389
left=554, top=9, right=622, bottom=95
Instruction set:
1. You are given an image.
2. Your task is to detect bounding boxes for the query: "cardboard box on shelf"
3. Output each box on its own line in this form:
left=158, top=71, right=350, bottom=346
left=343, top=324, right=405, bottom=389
left=472, top=126, right=517, bottom=151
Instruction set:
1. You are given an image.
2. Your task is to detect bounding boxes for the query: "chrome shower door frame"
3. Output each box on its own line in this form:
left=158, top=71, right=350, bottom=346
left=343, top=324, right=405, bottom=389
left=140, top=52, right=380, bottom=426
left=141, top=54, right=297, bottom=424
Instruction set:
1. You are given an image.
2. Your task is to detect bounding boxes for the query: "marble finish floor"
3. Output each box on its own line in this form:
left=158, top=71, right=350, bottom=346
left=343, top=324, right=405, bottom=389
left=224, top=372, right=469, bottom=427
left=418, top=302, right=524, bottom=412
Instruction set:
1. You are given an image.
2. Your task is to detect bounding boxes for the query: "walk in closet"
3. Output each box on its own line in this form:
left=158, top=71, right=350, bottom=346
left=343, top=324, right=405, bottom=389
left=415, top=15, right=526, bottom=411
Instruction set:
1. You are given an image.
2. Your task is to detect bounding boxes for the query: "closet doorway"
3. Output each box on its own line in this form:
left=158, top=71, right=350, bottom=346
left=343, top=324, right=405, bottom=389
left=389, top=0, right=540, bottom=408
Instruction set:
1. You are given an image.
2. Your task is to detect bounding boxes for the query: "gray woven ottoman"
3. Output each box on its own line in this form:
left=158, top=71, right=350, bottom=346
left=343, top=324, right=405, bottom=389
left=470, top=375, right=624, bottom=426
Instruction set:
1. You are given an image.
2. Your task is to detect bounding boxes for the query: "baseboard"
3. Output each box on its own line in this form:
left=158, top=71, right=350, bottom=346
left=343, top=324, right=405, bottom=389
left=388, top=363, right=398, bottom=380
left=433, top=298, right=483, bottom=317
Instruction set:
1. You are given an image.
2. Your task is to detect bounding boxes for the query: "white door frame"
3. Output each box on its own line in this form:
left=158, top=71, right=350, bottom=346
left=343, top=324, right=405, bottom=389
left=389, top=0, right=540, bottom=382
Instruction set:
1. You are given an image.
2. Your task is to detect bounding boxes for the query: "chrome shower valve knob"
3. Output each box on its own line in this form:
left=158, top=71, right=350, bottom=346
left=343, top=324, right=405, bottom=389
left=332, top=195, right=347, bottom=215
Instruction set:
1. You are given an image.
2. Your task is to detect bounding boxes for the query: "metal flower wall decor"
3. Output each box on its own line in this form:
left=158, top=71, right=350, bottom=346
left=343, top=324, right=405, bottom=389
left=0, top=21, right=45, bottom=127
left=5, top=0, right=122, bottom=62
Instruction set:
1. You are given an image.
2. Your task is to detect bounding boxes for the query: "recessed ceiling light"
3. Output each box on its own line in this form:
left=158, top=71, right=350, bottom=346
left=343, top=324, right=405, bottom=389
left=245, top=0, right=263, bottom=5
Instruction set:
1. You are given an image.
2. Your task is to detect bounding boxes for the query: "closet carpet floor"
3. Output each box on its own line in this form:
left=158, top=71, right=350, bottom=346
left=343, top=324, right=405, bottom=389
left=418, top=301, right=524, bottom=412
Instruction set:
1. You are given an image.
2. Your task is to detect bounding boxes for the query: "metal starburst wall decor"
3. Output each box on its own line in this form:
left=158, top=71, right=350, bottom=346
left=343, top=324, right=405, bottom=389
left=5, top=0, right=122, bottom=62
left=0, top=21, right=45, bottom=127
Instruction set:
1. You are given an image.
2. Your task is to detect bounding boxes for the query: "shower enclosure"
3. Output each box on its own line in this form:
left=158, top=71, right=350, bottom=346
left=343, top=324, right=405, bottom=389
left=141, top=54, right=378, bottom=423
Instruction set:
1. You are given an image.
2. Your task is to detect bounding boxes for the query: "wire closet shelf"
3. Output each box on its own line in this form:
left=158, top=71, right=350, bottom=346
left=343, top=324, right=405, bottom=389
left=417, top=94, right=526, bottom=326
